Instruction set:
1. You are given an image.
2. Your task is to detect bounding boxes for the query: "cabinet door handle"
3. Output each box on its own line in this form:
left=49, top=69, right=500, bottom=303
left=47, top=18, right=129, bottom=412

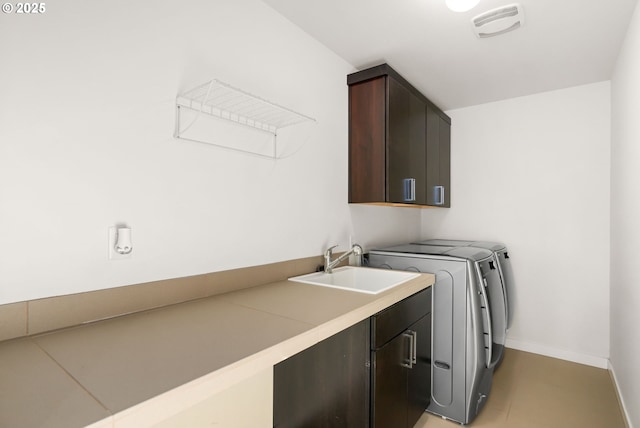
left=401, top=331, right=414, bottom=368
left=434, top=185, right=445, bottom=205
left=403, top=178, right=416, bottom=202
left=410, top=330, right=417, bottom=365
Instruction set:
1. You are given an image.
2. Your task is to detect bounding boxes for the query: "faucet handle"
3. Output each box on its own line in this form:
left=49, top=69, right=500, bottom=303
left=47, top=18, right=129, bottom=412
left=351, top=244, right=364, bottom=266
left=325, top=245, right=339, bottom=256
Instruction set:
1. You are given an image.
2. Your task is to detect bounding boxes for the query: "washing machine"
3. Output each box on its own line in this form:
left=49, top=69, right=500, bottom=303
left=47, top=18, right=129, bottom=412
left=414, top=239, right=514, bottom=330
left=368, top=244, right=504, bottom=424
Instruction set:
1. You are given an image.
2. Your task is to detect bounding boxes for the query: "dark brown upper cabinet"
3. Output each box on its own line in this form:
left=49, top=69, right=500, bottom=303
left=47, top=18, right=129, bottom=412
left=348, top=64, right=451, bottom=207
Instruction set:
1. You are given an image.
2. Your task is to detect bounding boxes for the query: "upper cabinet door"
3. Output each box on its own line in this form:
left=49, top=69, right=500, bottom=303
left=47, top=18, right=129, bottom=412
left=438, top=116, right=451, bottom=207
left=388, top=76, right=427, bottom=205
left=348, top=76, right=386, bottom=204
left=426, top=105, right=451, bottom=207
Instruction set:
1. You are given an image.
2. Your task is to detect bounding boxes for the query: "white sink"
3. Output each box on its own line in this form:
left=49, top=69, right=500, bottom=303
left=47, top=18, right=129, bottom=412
left=288, top=266, right=420, bottom=294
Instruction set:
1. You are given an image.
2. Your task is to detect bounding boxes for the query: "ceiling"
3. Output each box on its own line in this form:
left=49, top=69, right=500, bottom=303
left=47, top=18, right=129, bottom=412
left=262, top=0, right=639, bottom=110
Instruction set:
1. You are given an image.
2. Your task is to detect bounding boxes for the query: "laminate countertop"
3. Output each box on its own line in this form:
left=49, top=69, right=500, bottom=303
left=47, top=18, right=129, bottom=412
left=0, top=270, right=434, bottom=428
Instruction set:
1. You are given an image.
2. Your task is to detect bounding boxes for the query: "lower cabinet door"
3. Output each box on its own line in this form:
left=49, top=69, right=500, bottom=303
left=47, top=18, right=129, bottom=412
left=372, top=314, right=432, bottom=428
left=273, top=319, right=370, bottom=428
left=407, top=315, right=432, bottom=427
left=371, top=332, right=409, bottom=428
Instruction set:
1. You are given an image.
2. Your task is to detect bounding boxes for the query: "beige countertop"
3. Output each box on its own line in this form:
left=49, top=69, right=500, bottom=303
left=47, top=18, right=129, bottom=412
left=0, top=271, right=434, bottom=428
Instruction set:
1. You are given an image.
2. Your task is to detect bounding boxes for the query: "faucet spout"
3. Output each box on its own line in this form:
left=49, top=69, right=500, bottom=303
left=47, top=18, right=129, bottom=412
left=324, top=244, right=363, bottom=273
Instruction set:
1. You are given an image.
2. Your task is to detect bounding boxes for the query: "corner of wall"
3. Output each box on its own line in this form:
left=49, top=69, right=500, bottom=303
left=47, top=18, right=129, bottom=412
left=608, top=360, right=634, bottom=428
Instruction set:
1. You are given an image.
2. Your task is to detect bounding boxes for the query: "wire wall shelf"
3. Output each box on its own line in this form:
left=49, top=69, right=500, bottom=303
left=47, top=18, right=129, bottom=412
left=174, top=79, right=316, bottom=159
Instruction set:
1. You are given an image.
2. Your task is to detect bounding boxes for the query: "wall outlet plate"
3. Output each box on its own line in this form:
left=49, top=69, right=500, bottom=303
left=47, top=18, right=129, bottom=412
left=108, top=226, right=132, bottom=260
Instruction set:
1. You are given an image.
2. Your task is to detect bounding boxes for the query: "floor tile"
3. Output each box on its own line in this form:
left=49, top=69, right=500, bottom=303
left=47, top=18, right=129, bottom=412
left=414, top=349, right=626, bottom=428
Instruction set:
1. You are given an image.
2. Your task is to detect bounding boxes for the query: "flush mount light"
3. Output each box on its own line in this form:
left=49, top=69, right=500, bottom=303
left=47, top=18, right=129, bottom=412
left=446, top=0, right=480, bottom=12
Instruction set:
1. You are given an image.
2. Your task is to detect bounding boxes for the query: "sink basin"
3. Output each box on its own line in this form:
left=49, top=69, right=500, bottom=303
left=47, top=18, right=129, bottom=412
left=288, top=266, right=420, bottom=294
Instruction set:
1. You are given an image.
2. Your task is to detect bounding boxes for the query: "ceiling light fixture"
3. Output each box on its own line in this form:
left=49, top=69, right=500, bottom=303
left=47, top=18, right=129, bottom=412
left=446, top=0, right=480, bottom=12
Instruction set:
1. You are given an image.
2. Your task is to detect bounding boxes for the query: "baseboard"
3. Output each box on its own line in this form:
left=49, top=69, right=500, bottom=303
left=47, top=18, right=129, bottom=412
left=505, top=338, right=608, bottom=369
left=608, top=361, right=634, bottom=428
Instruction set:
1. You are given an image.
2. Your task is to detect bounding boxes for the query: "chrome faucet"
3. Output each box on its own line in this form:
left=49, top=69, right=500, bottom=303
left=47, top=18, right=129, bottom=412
left=324, top=243, right=363, bottom=273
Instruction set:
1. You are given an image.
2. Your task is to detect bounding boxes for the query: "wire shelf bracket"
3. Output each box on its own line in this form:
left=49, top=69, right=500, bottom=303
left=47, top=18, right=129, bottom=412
left=174, top=79, right=316, bottom=159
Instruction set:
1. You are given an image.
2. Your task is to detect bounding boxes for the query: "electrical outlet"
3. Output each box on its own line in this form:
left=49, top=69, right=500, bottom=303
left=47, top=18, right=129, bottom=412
left=108, top=226, right=132, bottom=260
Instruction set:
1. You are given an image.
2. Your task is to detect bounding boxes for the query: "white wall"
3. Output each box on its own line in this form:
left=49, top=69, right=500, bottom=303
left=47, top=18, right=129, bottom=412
left=0, top=0, right=421, bottom=304
left=421, top=82, right=612, bottom=367
left=611, top=0, right=640, bottom=425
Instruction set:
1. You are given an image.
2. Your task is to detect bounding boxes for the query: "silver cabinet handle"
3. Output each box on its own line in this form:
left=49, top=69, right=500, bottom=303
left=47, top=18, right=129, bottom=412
left=403, top=178, right=416, bottom=202
left=434, top=185, right=445, bottom=205
left=401, top=331, right=415, bottom=368
left=401, top=330, right=417, bottom=368
left=410, top=330, right=417, bottom=365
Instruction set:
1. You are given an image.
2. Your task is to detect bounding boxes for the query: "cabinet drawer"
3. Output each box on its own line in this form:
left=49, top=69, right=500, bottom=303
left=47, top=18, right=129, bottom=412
left=371, top=287, right=432, bottom=349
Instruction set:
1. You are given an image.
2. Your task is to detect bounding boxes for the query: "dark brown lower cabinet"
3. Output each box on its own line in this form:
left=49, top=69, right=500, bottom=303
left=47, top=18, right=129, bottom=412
left=273, top=319, right=370, bottom=428
left=273, top=288, right=432, bottom=428
left=371, top=289, right=432, bottom=428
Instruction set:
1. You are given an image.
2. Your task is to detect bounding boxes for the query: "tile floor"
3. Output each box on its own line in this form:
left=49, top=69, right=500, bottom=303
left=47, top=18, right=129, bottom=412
left=415, top=349, right=627, bottom=428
